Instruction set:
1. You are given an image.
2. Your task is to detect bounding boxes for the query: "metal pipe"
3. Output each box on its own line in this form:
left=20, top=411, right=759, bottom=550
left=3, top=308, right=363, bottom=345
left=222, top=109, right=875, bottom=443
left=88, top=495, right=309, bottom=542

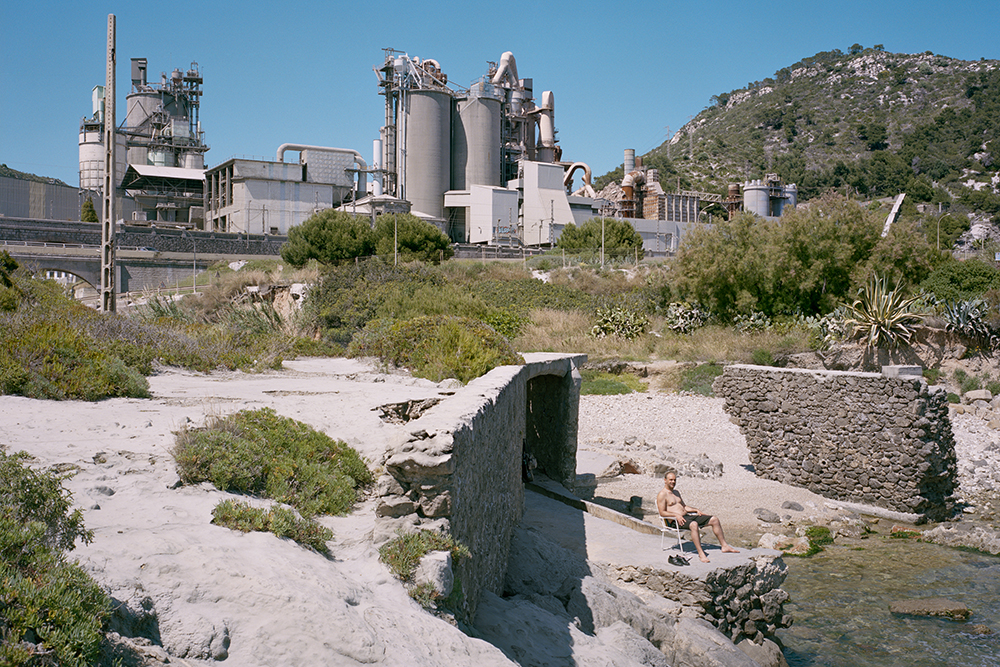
left=491, top=51, right=520, bottom=88
left=563, top=162, right=596, bottom=198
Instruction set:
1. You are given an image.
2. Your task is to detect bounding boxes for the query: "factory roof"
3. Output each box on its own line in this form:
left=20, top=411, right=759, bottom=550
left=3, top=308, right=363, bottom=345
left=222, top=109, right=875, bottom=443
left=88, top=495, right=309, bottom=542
left=121, top=164, right=205, bottom=191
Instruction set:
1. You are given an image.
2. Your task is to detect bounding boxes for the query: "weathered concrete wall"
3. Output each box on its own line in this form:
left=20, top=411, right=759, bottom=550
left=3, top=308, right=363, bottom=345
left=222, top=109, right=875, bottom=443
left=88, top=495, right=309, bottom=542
left=376, top=353, right=585, bottom=622
left=714, top=365, right=957, bottom=521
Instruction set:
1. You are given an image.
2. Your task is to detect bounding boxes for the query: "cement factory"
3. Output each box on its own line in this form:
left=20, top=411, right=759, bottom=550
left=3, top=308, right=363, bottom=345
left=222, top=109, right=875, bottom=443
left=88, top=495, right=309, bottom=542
left=58, top=37, right=799, bottom=255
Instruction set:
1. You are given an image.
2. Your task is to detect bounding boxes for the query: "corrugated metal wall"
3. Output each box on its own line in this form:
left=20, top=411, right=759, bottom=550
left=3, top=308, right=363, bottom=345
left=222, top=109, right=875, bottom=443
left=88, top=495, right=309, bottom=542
left=0, top=176, right=91, bottom=221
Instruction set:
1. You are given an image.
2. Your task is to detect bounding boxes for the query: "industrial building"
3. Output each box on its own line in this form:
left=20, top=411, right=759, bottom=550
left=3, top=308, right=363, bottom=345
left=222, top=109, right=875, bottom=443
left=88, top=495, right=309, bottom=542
left=373, top=49, right=599, bottom=245
left=79, top=58, right=208, bottom=226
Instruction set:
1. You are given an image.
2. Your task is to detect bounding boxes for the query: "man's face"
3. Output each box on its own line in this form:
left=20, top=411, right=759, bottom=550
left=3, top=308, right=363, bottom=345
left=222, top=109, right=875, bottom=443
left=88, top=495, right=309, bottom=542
left=665, top=473, right=676, bottom=490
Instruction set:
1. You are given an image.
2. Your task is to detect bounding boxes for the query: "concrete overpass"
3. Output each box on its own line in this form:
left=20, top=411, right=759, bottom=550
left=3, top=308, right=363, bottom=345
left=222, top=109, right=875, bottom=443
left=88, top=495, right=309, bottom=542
left=2, top=241, right=280, bottom=293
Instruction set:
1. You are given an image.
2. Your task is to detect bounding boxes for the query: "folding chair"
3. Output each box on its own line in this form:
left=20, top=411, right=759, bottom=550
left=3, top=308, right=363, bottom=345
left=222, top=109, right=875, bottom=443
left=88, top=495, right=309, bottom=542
left=660, top=515, right=688, bottom=553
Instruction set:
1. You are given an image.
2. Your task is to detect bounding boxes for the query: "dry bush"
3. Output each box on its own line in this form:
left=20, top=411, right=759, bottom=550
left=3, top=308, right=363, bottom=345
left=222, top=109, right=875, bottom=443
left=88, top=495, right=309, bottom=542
left=515, top=308, right=657, bottom=360
left=650, top=323, right=813, bottom=363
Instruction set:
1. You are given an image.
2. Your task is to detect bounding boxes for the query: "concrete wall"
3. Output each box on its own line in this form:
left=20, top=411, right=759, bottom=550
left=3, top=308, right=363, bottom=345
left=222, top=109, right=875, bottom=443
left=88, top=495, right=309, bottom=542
left=376, top=353, right=584, bottom=623
left=713, top=365, right=957, bottom=521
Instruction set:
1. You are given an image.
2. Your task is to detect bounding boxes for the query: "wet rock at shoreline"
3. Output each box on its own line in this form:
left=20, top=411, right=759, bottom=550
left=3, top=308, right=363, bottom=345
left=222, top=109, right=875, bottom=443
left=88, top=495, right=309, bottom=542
left=889, top=598, right=972, bottom=621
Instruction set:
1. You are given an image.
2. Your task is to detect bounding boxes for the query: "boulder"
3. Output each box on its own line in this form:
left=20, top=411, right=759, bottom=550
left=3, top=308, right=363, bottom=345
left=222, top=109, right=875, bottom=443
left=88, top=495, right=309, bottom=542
left=737, top=637, right=789, bottom=667
left=413, top=550, right=453, bottom=598
left=754, top=508, right=781, bottom=524
left=889, top=598, right=971, bottom=621
left=758, top=533, right=811, bottom=555
left=965, top=389, right=993, bottom=404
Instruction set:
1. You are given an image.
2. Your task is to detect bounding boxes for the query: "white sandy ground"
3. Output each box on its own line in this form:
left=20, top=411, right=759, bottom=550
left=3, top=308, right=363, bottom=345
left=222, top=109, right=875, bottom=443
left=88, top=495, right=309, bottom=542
left=0, top=358, right=992, bottom=665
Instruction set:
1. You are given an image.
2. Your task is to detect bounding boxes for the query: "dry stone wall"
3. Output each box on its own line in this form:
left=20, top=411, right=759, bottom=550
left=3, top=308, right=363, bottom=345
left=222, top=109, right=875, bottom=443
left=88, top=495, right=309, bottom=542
left=376, top=354, right=585, bottom=623
left=713, top=365, right=957, bottom=521
left=611, top=553, right=790, bottom=645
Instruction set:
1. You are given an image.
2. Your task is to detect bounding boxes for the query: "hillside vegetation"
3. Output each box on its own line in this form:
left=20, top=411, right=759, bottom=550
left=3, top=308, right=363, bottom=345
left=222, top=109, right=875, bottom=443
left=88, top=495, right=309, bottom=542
left=599, top=46, right=1000, bottom=222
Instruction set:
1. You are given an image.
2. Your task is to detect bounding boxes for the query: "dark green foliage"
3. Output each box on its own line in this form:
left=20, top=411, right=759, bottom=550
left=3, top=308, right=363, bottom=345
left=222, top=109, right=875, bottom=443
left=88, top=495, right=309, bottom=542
left=556, top=218, right=644, bottom=260
left=844, top=275, right=923, bottom=349
left=920, top=258, right=1000, bottom=303
left=952, top=368, right=981, bottom=395
left=942, top=299, right=998, bottom=349
left=211, top=499, right=333, bottom=554
left=373, top=214, right=454, bottom=264
left=0, top=451, right=109, bottom=666
left=173, top=407, right=373, bottom=518
left=348, top=315, right=523, bottom=384
left=281, top=210, right=375, bottom=266
left=676, top=196, right=882, bottom=319
left=80, top=197, right=98, bottom=223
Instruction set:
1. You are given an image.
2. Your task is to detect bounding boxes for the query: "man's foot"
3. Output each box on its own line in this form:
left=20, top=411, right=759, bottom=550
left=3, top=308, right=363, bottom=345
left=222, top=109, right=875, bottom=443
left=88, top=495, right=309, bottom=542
left=721, top=546, right=740, bottom=554
left=699, top=554, right=711, bottom=563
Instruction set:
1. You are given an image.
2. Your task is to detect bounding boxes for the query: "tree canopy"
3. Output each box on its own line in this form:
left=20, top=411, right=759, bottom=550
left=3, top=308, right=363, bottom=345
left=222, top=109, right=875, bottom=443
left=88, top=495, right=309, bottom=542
left=281, top=210, right=375, bottom=267
left=556, top=217, right=644, bottom=260
left=674, top=194, right=944, bottom=319
left=374, top=214, right=454, bottom=264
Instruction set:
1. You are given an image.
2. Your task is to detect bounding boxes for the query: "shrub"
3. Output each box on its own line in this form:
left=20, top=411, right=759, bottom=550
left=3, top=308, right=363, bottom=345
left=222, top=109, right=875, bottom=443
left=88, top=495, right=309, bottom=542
left=173, top=407, right=373, bottom=518
left=942, top=299, right=998, bottom=349
left=281, top=209, right=375, bottom=266
left=211, top=499, right=333, bottom=554
left=843, top=275, right=923, bottom=349
left=590, top=306, right=649, bottom=340
left=734, top=311, right=772, bottom=334
left=556, top=217, right=644, bottom=260
left=348, top=315, right=523, bottom=384
left=378, top=529, right=470, bottom=607
left=662, top=302, right=710, bottom=335
left=0, top=451, right=109, bottom=666
left=920, top=258, right=1000, bottom=303
left=373, top=214, right=454, bottom=264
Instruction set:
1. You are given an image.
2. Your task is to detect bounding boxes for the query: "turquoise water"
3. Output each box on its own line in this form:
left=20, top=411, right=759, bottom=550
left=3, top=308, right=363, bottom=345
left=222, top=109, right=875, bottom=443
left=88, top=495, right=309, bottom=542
left=777, top=538, right=1000, bottom=667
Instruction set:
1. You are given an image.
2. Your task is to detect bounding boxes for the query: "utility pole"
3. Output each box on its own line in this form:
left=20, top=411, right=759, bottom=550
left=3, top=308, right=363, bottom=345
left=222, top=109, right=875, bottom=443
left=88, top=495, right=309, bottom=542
left=100, top=14, right=117, bottom=312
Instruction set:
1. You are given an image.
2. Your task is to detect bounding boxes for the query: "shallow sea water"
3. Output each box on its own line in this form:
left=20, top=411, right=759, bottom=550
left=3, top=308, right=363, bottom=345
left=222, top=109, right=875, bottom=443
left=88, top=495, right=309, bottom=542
left=777, top=537, right=1000, bottom=667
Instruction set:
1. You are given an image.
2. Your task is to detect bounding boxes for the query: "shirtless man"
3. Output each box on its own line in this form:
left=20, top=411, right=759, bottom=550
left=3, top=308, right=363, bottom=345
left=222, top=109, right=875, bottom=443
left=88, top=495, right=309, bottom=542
left=656, top=469, right=740, bottom=563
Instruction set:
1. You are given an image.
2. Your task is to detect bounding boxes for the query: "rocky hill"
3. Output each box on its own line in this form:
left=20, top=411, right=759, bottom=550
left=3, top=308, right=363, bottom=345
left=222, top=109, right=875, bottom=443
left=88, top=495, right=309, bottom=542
left=599, top=46, right=1000, bottom=220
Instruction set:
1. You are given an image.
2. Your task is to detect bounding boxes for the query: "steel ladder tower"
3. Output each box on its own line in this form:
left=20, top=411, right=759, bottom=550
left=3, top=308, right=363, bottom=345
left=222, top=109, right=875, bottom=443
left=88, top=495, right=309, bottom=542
left=100, top=14, right=117, bottom=312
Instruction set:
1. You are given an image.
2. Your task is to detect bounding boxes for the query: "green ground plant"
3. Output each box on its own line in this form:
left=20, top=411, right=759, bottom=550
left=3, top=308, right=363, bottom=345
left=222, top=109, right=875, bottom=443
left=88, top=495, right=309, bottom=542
left=580, top=370, right=647, bottom=395
left=378, top=529, right=470, bottom=607
left=679, top=362, right=724, bottom=396
left=173, top=407, right=373, bottom=518
left=0, top=451, right=109, bottom=666
left=210, top=499, right=333, bottom=554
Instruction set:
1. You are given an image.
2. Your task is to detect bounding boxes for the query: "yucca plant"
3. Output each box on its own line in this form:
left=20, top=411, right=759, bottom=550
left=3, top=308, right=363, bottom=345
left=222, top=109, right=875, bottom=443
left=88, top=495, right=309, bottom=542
left=844, top=275, right=923, bottom=349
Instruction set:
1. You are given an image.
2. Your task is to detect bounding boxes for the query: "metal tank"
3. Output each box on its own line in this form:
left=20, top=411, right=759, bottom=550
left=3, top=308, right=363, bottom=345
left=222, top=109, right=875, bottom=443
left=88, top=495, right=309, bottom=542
left=452, top=93, right=501, bottom=190
left=743, top=180, right=770, bottom=218
left=79, top=127, right=105, bottom=191
left=624, top=149, right=635, bottom=175
left=402, top=88, right=451, bottom=219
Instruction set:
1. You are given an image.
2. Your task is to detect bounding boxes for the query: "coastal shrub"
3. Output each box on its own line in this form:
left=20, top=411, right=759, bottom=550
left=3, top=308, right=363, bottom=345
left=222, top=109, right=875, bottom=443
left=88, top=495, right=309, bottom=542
left=373, top=213, right=454, bottom=264
left=378, top=529, right=470, bottom=607
left=348, top=315, right=523, bottom=383
left=0, top=451, right=109, bottom=667
left=173, top=407, right=373, bottom=517
left=662, top=302, right=711, bottom=335
left=952, top=368, right=980, bottom=395
left=211, top=499, right=333, bottom=554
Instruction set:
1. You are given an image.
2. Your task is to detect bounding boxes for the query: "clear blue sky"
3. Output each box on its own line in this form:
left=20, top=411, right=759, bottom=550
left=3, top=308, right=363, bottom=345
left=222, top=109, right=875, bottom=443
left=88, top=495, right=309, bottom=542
left=4, top=1, right=1000, bottom=188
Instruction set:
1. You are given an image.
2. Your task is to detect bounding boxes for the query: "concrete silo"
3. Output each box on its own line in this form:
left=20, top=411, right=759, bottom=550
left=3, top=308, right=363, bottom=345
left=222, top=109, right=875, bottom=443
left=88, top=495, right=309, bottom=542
left=401, top=87, right=452, bottom=220
left=452, top=87, right=502, bottom=191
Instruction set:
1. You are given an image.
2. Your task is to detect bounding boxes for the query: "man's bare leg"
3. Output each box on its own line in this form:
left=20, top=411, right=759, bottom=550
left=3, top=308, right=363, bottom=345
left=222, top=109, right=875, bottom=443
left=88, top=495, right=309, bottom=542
left=708, top=516, right=740, bottom=553
left=688, top=522, right=711, bottom=563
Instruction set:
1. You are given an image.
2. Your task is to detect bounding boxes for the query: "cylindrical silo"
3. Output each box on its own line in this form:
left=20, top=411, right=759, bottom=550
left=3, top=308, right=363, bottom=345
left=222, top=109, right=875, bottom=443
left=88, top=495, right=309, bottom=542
left=624, top=149, right=635, bottom=175
left=743, top=180, right=770, bottom=217
left=403, top=88, right=451, bottom=219
left=452, top=95, right=501, bottom=190
left=79, top=126, right=105, bottom=191
left=180, top=152, right=203, bottom=169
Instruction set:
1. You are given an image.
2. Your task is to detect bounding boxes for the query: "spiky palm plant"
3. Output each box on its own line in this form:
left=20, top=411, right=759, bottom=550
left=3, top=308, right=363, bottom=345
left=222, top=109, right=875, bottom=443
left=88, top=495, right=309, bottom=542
left=844, top=275, right=923, bottom=349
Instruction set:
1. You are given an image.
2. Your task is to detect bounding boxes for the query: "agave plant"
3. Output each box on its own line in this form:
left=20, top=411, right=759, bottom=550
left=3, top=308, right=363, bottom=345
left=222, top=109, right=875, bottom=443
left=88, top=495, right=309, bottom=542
left=942, top=298, right=999, bottom=349
left=844, top=275, right=923, bottom=349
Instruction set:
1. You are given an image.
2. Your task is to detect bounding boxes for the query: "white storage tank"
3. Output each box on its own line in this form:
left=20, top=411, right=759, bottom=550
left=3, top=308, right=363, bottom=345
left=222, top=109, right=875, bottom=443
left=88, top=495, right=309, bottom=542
left=452, top=94, right=501, bottom=190
left=743, top=180, right=770, bottom=218
left=403, top=88, right=451, bottom=219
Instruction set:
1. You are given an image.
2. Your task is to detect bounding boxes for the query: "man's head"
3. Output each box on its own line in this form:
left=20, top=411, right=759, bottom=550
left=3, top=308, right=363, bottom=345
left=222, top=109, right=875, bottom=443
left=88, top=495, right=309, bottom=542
left=664, top=469, right=677, bottom=489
